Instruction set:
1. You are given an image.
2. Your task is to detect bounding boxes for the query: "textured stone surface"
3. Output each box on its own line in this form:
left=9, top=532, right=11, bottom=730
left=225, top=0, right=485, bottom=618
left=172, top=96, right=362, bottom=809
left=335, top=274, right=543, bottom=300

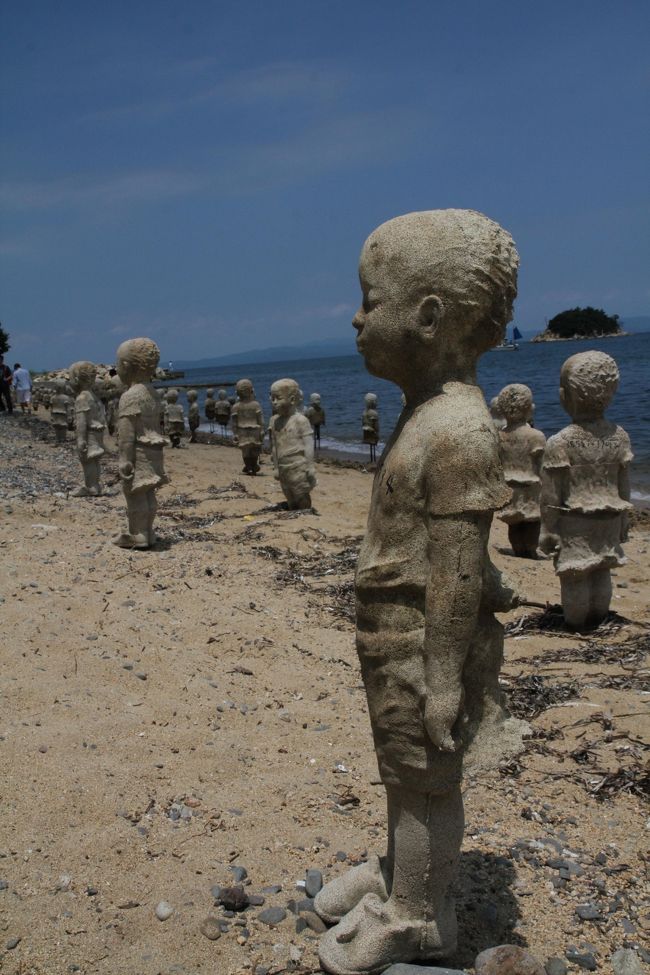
left=611, top=949, right=645, bottom=975
left=541, top=350, right=632, bottom=628
left=269, top=379, right=316, bottom=509
left=318, top=210, right=523, bottom=974
left=475, top=945, right=545, bottom=975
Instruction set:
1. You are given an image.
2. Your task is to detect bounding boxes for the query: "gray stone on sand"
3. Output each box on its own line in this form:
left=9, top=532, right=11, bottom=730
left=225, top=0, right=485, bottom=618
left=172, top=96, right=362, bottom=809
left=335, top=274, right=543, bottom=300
left=545, top=960, right=568, bottom=975
left=305, top=868, right=323, bottom=897
left=257, top=906, right=287, bottom=926
left=383, top=966, right=467, bottom=975
left=199, top=916, right=221, bottom=941
left=155, top=900, right=174, bottom=921
left=611, top=949, right=645, bottom=975
left=475, top=945, right=545, bottom=975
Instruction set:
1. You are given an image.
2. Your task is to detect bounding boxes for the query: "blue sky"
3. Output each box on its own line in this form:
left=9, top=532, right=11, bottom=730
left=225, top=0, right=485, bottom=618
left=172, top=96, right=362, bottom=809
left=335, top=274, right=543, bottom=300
left=1, top=0, right=649, bottom=368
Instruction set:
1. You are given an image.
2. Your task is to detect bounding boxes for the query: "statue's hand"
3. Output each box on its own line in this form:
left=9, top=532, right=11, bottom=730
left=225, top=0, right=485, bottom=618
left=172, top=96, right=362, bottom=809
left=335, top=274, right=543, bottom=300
left=78, top=442, right=88, bottom=456
left=423, top=687, right=464, bottom=752
left=119, top=461, right=134, bottom=480
left=539, top=531, right=559, bottom=555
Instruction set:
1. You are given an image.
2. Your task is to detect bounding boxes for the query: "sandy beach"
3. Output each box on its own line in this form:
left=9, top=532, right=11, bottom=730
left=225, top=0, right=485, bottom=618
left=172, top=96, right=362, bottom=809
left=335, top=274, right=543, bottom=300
left=0, top=414, right=648, bottom=975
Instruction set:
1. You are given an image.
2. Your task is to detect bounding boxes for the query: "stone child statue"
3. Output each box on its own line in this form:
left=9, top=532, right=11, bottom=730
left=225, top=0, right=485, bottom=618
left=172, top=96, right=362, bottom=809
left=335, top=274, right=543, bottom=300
left=157, top=388, right=168, bottom=434
left=362, top=392, right=380, bottom=462
left=269, top=378, right=317, bottom=509
left=187, top=388, right=200, bottom=443
left=69, top=360, right=107, bottom=497
left=231, top=379, right=264, bottom=474
left=215, top=388, right=231, bottom=434
left=496, top=383, right=546, bottom=558
left=113, top=338, right=169, bottom=549
left=306, top=392, right=326, bottom=448
left=204, top=388, right=217, bottom=432
left=314, top=210, right=524, bottom=974
left=541, top=351, right=632, bottom=629
left=165, top=389, right=185, bottom=448
left=50, top=381, right=69, bottom=443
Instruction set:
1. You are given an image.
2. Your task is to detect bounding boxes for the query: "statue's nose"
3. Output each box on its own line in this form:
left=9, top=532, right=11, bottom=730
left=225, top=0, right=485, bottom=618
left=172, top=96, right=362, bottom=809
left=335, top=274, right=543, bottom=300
left=352, top=309, right=364, bottom=332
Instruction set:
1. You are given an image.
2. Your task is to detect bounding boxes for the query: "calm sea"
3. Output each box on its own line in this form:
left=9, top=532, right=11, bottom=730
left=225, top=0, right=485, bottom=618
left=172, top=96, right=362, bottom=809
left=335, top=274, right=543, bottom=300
left=172, top=332, right=650, bottom=500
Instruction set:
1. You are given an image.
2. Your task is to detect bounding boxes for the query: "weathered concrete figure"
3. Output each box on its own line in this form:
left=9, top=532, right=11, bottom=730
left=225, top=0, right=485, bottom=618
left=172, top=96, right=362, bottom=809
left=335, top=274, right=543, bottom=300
left=541, top=351, right=632, bottom=629
left=50, top=381, right=70, bottom=444
left=113, top=338, right=169, bottom=549
left=269, top=378, right=317, bottom=509
left=215, top=389, right=231, bottom=434
left=306, top=392, right=326, bottom=448
left=204, top=388, right=216, bottom=432
left=362, top=392, right=380, bottom=462
left=165, top=389, right=185, bottom=448
left=187, top=389, right=200, bottom=443
left=496, top=383, right=546, bottom=558
left=69, top=361, right=107, bottom=496
left=231, top=379, right=264, bottom=475
left=315, top=210, right=524, bottom=975
left=488, top=395, right=506, bottom=431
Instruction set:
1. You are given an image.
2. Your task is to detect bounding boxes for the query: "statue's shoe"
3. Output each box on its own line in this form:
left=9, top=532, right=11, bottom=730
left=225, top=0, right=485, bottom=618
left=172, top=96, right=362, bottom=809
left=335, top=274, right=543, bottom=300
left=314, top=855, right=388, bottom=925
left=71, top=486, right=90, bottom=497
left=318, top=892, right=457, bottom=975
left=112, top=532, right=150, bottom=549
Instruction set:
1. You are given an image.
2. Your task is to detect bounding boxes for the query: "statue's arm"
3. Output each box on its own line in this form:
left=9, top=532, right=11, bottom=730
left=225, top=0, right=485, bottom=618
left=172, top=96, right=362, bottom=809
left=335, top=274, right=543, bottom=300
left=540, top=465, right=563, bottom=553
left=76, top=407, right=88, bottom=455
left=117, top=413, right=136, bottom=480
left=619, top=463, right=631, bottom=542
left=423, top=512, right=485, bottom=752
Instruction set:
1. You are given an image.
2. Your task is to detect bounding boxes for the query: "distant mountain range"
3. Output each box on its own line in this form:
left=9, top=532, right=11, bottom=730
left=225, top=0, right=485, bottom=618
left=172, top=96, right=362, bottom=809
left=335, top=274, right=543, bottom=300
left=172, top=316, right=650, bottom=369
left=173, top=337, right=356, bottom=369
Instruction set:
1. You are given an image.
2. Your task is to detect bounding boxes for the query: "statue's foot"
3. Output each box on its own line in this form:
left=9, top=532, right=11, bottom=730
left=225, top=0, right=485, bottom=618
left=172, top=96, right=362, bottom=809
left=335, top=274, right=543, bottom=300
left=148, top=532, right=158, bottom=547
left=112, top=532, right=150, bottom=549
left=314, top=855, right=388, bottom=925
left=87, top=485, right=101, bottom=497
left=318, top=893, right=457, bottom=975
left=71, top=486, right=90, bottom=497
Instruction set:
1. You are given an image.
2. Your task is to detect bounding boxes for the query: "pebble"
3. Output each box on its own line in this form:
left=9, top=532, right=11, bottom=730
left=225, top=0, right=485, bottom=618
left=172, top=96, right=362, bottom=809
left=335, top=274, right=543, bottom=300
left=261, top=884, right=282, bottom=894
left=199, top=916, right=222, bottom=941
left=611, top=949, right=645, bottom=975
left=475, top=945, right=545, bottom=975
left=229, top=865, right=248, bottom=883
left=302, top=910, right=327, bottom=933
left=6, top=937, right=21, bottom=950
left=0, top=880, right=8, bottom=891
left=247, top=893, right=265, bottom=906
left=383, top=966, right=467, bottom=975
left=335, top=850, right=348, bottom=861
left=257, top=906, right=287, bottom=926
left=155, top=901, right=174, bottom=921
left=565, top=950, right=597, bottom=971
left=217, top=886, right=248, bottom=911
left=545, top=961, right=568, bottom=975
left=576, top=904, right=601, bottom=921
left=304, top=868, right=323, bottom=897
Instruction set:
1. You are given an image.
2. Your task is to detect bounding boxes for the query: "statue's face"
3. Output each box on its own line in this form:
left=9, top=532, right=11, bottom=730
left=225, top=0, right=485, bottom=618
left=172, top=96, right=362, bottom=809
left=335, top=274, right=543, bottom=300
left=116, top=354, right=131, bottom=385
left=353, top=246, right=415, bottom=383
left=270, top=386, right=295, bottom=417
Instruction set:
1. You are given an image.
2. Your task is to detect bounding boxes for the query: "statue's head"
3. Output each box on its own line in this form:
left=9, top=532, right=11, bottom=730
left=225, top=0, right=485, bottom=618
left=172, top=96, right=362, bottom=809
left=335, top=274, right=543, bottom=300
left=166, top=388, right=179, bottom=404
left=69, top=360, right=97, bottom=392
left=218, top=388, right=228, bottom=400
left=560, top=351, right=619, bottom=420
left=187, top=389, right=198, bottom=403
left=497, top=383, right=533, bottom=424
left=270, top=378, right=300, bottom=417
left=206, top=388, right=214, bottom=397
left=353, top=209, right=519, bottom=386
left=309, top=393, right=321, bottom=405
left=236, top=379, right=254, bottom=401
left=115, top=338, right=160, bottom=385
left=364, top=392, right=378, bottom=408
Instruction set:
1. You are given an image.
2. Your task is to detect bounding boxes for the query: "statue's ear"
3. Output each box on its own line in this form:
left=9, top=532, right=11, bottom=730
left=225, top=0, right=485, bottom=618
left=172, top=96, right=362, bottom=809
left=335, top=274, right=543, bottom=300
left=416, top=295, right=444, bottom=339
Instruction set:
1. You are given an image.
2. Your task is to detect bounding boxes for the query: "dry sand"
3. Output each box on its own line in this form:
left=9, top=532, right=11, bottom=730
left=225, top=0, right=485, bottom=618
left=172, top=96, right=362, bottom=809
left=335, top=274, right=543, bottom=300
left=0, top=414, right=648, bottom=975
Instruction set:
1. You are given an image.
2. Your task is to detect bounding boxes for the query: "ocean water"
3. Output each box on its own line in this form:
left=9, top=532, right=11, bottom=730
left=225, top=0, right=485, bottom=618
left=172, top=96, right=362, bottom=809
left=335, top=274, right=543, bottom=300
left=170, top=332, right=650, bottom=499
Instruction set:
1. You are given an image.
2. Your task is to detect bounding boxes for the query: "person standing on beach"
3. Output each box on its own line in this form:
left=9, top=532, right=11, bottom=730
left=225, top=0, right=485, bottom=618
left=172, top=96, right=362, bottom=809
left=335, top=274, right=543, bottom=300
left=0, top=356, right=13, bottom=413
left=12, top=363, right=32, bottom=413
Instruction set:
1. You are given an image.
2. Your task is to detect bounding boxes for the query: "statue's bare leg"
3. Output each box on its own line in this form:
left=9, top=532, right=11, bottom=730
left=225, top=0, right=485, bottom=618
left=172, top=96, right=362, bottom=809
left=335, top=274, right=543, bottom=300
left=113, top=490, right=150, bottom=548
left=588, top=568, right=612, bottom=625
left=560, top=574, right=591, bottom=629
left=318, top=785, right=461, bottom=974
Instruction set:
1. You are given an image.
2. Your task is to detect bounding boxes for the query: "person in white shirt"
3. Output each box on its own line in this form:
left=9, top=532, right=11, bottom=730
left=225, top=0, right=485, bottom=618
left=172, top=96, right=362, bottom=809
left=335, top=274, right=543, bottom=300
left=12, top=363, right=32, bottom=413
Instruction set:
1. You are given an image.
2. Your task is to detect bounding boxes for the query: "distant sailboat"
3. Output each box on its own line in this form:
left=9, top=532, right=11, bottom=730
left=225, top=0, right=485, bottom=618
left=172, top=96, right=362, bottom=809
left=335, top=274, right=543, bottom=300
left=494, top=326, right=522, bottom=351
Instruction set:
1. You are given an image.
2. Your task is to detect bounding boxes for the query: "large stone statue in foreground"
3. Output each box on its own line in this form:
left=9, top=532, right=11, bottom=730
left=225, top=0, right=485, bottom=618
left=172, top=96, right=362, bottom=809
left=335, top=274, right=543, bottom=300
left=231, top=379, right=264, bottom=475
left=113, top=338, right=169, bottom=549
left=269, top=378, right=316, bottom=509
left=69, top=361, right=107, bottom=497
left=315, top=210, right=524, bottom=974
left=541, top=351, right=632, bottom=629
left=496, top=383, right=546, bottom=558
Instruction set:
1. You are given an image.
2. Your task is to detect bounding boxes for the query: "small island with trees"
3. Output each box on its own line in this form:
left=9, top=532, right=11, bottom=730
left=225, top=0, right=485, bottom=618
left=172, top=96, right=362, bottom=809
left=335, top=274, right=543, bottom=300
left=532, top=306, right=626, bottom=342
